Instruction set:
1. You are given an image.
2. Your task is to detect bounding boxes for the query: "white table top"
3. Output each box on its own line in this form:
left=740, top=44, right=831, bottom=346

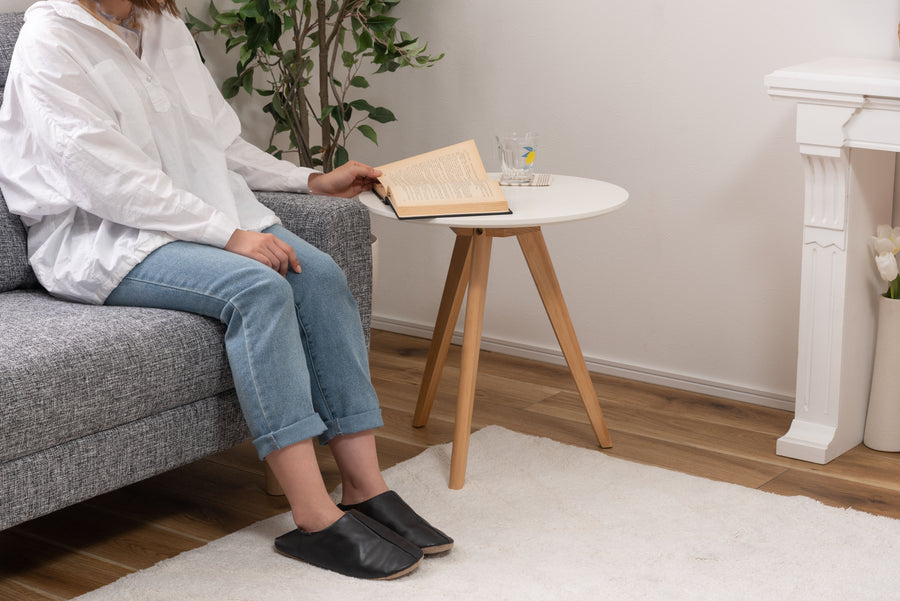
left=358, top=174, right=629, bottom=228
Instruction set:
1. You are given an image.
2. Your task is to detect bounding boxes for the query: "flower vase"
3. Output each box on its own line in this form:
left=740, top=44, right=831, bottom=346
left=864, top=295, right=900, bottom=451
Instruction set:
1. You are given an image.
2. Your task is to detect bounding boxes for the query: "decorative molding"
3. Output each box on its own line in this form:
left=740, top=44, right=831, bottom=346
left=795, top=103, right=861, bottom=155
left=766, top=88, right=865, bottom=108
left=861, top=96, right=900, bottom=112
left=801, top=152, right=850, bottom=236
left=775, top=420, right=837, bottom=464
left=794, top=242, right=845, bottom=418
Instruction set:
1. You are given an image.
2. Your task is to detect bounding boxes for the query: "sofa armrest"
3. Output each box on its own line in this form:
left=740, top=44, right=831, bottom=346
left=254, top=191, right=372, bottom=344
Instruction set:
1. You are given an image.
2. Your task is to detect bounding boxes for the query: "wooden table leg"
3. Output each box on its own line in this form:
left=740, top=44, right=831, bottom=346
left=448, top=229, right=493, bottom=489
left=413, top=229, right=474, bottom=427
left=517, top=228, right=613, bottom=448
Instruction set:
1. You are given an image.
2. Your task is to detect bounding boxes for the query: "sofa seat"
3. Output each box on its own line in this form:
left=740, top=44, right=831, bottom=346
left=0, top=289, right=235, bottom=464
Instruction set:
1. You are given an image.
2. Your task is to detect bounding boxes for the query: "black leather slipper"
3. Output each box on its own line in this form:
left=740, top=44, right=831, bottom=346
left=339, top=491, right=454, bottom=555
left=274, top=510, right=423, bottom=580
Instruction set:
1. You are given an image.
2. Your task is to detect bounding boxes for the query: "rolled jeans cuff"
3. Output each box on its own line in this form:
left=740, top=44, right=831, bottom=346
left=253, top=414, right=328, bottom=459
left=318, top=408, right=385, bottom=446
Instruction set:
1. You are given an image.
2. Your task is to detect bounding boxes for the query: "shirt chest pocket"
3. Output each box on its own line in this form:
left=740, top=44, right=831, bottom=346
left=87, top=59, right=157, bottom=148
left=89, top=58, right=171, bottom=113
left=163, top=46, right=214, bottom=122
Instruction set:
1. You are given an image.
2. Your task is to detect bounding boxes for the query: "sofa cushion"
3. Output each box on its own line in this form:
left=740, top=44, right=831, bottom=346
left=0, top=290, right=237, bottom=464
left=0, top=13, right=36, bottom=293
left=0, top=13, right=21, bottom=92
left=0, top=192, right=38, bottom=292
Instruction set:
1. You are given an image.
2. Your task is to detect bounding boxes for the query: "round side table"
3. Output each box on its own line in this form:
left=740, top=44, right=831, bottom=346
left=359, top=174, right=629, bottom=488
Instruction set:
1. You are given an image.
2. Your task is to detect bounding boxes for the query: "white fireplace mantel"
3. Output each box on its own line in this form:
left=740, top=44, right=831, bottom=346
left=766, top=57, right=899, bottom=464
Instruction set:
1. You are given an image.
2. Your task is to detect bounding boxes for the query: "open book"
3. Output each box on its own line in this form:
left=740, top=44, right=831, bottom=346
left=373, top=140, right=511, bottom=219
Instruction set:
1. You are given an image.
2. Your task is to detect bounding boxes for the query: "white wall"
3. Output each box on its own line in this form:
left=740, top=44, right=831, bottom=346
left=4, top=0, right=900, bottom=409
left=349, top=0, right=900, bottom=409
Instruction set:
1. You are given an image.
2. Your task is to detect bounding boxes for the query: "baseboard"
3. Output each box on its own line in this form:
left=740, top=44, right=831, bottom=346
left=371, top=315, right=796, bottom=412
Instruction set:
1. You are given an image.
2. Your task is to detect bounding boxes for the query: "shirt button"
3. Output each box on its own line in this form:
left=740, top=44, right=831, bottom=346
left=146, top=76, right=152, bottom=83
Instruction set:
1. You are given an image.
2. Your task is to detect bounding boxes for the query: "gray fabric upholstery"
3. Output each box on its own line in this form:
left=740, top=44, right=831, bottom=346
left=0, top=12, right=20, bottom=89
left=0, top=391, right=250, bottom=530
left=0, top=192, right=38, bottom=292
left=0, top=13, right=37, bottom=293
left=0, top=290, right=233, bottom=464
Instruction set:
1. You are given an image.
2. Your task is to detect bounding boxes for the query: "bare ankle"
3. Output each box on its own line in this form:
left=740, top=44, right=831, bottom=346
left=294, top=504, right=344, bottom=533
left=341, top=482, right=389, bottom=506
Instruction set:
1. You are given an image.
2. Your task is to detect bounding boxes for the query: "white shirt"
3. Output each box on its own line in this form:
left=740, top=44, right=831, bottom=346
left=0, top=0, right=317, bottom=304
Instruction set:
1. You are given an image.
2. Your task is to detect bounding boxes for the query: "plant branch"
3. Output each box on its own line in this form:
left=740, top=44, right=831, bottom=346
left=316, top=0, right=332, bottom=170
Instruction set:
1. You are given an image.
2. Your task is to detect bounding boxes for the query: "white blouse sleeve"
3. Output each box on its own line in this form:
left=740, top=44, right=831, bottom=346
left=225, top=136, right=319, bottom=193
left=5, top=34, right=240, bottom=248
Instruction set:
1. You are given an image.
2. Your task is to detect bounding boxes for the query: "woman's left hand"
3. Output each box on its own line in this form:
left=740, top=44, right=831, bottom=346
left=307, top=161, right=382, bottom=198
left=225, top=229, right=301, bottom=275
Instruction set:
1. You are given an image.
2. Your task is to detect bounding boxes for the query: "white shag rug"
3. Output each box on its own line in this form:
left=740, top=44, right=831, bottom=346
left=73, top=426, right=900, bottom=601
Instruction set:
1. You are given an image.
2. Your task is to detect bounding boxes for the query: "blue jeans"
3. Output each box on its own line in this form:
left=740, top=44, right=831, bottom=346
left=105, top=225, right=383, bottom=459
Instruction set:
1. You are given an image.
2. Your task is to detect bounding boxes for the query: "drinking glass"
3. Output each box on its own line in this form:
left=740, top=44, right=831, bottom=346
left=496, top=132, right=537, bottom=184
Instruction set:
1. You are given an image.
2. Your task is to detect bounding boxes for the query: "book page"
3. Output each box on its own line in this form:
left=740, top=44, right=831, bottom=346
left=379, top=139, right=487, bottom=187
left=374, top=139, right=509, bottom=217
left=386, top=180, right=499, bottom=206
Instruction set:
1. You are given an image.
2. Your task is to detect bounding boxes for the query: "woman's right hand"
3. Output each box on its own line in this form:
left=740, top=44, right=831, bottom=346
left=225, top=229, right=301, bottom=276
left=307, top=161, right=382, bottom=198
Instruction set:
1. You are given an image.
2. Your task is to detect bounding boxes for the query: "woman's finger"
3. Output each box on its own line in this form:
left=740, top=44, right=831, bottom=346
left=266, top=241, right=290, bottom=275
left=274, top=237, right=302, bottom=273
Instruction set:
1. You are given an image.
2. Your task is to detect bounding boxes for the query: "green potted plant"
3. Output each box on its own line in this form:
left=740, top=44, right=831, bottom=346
left=187, top=0, right=442, bottom=171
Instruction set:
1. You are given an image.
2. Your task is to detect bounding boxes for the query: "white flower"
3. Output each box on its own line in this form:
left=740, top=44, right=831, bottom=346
left=875, top=252, right=899, bottom=282
left=872, top=225, right=900, bottom=255
left=872, top=225, right=900, bottom=298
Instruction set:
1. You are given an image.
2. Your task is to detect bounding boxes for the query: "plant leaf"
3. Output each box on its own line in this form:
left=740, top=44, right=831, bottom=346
left=212, top=10, right=240, bottom=25
left=365, top=15, right=399, bottom=35
left=184, top=9, right=213, bottom=32
left=356, top=28, right=372, bottom=51
left=349, top=98, right=376, bottom=112
left=239, top=3, right=262, bottom=19
left=222, top=75, right=241, bottom=99
left=241, top=69, right=254, bottom=95
left=271, top=92, right=285, bottom=118
left=225, top=35, right=246, bottom=52
left=358, top=124, right=378, bottom=145
left=368, top=106, right=396, bottom=123
left=239, top=43, right=254, bottom=68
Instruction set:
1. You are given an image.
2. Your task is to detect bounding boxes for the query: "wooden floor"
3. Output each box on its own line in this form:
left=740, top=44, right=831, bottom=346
left=3, top=329, right=900, bottom=600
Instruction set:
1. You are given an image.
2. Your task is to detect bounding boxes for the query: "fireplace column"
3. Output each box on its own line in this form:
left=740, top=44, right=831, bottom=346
left=767, top=58, right=898, bottom=463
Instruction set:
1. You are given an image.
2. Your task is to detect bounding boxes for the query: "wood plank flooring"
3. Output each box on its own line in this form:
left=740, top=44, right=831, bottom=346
left=2, top=329, right=899, bottom=600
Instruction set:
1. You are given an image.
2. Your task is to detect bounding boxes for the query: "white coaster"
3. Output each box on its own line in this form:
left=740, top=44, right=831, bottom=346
left=500, top=173, right=553, bottom=187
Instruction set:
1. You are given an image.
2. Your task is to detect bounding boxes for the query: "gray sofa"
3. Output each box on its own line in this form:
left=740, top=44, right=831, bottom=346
left=0, top=11, right=373, bottom=531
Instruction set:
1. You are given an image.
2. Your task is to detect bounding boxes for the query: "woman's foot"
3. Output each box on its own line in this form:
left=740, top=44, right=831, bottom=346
left=293, top=503, right=345, bottom=533
left=339, top=491, right=454, bottom=555
left=275, top=510, right=424, bottom=580
left=266, top=439, right=347, bottom=533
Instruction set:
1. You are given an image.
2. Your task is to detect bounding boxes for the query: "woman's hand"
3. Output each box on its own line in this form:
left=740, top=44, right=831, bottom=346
left=307, top=161, right=382, bottom=198
left=225, top=230, right=301, bottom=275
